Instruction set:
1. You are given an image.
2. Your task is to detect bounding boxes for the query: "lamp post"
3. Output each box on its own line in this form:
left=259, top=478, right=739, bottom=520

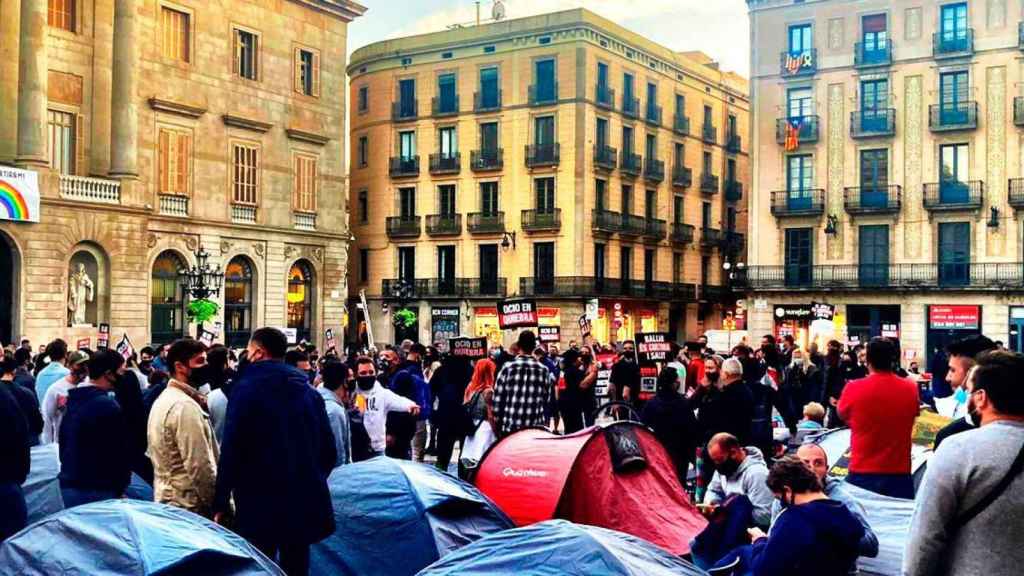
left=179, top=246, right=224, bottom=337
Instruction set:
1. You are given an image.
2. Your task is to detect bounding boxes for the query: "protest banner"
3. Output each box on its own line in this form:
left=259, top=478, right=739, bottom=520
left=538, top=325, right=561, bottom=343
left=498, top=298, right=539, bottom=329
left=96, top=323, right=110, bottom=349
left=636, top=332, right=672, bottom=362
left=448, top=336, right=488, bottom=359
left=76, top=337, right=91, bottom=351
left=115, top=334, right=134, bottom=361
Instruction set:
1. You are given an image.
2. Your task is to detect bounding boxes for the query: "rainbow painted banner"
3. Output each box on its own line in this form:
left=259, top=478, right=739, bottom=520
left=0, top=166, right=40, bottom=223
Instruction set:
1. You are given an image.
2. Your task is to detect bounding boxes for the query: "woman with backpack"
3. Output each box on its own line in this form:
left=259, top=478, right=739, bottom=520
left=459, top=358, right=498, bottom=478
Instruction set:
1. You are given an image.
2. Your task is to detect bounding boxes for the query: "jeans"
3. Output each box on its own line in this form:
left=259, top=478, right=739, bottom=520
left=253, top=539, right=310, bottom=576
left=846, top=472, right=915, bottom=499
left=60, top=486, right=120, bottom=509
left=0, top=482, right=27, bottom=541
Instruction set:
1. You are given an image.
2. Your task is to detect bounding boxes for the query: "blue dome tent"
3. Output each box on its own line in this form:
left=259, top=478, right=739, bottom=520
left=310, top=457, right=513, bottom=576
left=417, top=519, right=709, bottom=576
left=0, top=499, right=283, bottom=575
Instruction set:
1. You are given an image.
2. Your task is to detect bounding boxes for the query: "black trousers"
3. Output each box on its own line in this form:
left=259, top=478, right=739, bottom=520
left=435, top=425, right=462, bottom=472
left=558, top=397, right=584, bottom=434
left=0, top=482, right=27, bottom=542
left=253, top=538, right=310, bottom=576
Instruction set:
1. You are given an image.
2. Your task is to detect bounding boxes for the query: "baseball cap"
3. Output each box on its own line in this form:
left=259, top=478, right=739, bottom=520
left=67, top=350, right=90, bottom=366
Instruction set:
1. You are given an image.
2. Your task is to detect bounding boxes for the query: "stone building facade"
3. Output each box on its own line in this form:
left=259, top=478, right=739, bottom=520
left=746, top=0, right=1024, bottom=363
left=0, top=0, right=364, bottom=349
left=347, top=8, right=750, bottom=349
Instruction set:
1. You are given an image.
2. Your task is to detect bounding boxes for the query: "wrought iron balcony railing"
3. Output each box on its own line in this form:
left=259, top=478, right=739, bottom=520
left=643, top=217, right=667, bottom=241
left=672, top=165, right=692, bottom=188
left=521, top=208, right=561, bottom=232
left=1010, top=178, right=1024, bottom=209
left=389, top=155, right=420, bottom=178
left=922, top=180, right=984, bottom=211
left=725, top=180, right=743, bottom=202
left=644, top=158, right=665, bottom=183
left=620, top=152, right=642, bottom=177
left=428, top=152, right=460, bottom=175
left=739, top=263, right=1024, bottom=291
left=474, top=90, right=502, bottom=112
left=776, top=115, right=820, bottom=146
left=933, top=29, right=973, bottom=58
left=702, top=123, right=717, bottom=144
left=670, top=222, right=695, bottom=244
left=843, top=185, right=902, bottom=215
left=620, top=213, right=647, bottom=236
left=385, top=216, right=421, bottom=239
left=592, top=209, right=622, bottom=234
left=770, top=189, right=826, bottom=217
left=471, top=148, right=503, bottom=171
left=701, top=174, right=719, bottom=195
left=701, top=227, right=724, bottom=248
left=528, top=82, right=559, bottom=106
left=673, top=115, right=690, bottom=136
left=383, top=278, right=508, bottom=299
left=646, top=104, right=662, bottom=126
left=595, top=85, right=615, bottom=109
left=1014, top=97, right=1024, bottom=127
left=929, top=102, right=978, bottom=132
left=525, top=143, right=560, bottom=167
left=726, top=133, right=741, bottom=154
left=851, top=109, right=896, bottom=138
left=467, top=211, right=505, bottom=234
left=622, top=95, right=640, bottom=118
left=425, top=213, right=462, bottom=236
left=391, top=99, right=418, bottom=121
left=431, top=95, right=459, bottom=117
left=854, top=40, right=892, bottom=68
left=518, top=276, right=680, bottom=300
left=594, top=145, right=617, bottom=170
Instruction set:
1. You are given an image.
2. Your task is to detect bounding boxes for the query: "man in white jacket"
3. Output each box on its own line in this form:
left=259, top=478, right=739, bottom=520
left=353, top=356, right=419, bottom=456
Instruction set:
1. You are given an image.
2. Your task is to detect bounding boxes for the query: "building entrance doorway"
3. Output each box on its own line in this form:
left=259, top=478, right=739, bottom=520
left=0, top=233, right=18, bottom=345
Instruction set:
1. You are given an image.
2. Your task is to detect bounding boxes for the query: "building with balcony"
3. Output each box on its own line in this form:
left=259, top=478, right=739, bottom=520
left=348, top=8, right=749, bottom=346
left=0, top=0, right=364, bottom=348
left=747, top=0, right=1024, bottom=358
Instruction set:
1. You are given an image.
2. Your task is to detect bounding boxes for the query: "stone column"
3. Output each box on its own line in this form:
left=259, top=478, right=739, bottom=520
left=109, top=0, right=138, bottom=177
left=16, top=0, right=48, bottom=167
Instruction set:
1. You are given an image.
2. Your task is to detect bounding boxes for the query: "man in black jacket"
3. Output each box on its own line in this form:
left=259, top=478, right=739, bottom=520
left=58, top=349, right=132, bottom=508
left=1, top=353, right=43, bottom=447
left=214, top=327, right=336, bottom=576
left=0, top=369, right=29, bottom=541
left=642, top=367, right=699, bottom=488
left=695, top=357, right=755, bottom=447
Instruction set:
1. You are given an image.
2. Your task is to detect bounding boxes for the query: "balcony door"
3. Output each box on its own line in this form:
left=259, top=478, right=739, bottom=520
left=596, top=117, right=608, bottom=149
left=438, top=73, right=456, bottom=112
left=938, top=222, right=970, bottom=286
left=480, top=181, right=498, bottom=216
left=398, top=246, right=415, bottom=282
left=534, top=116, right=554, bottom=149
left=786, top=155, right=814, bottom=210
left=438, top=184, right=455, bottom=216
left=437, top=246, right=455, bottom=294
left=939, top=71, right=969, bottom=124
left=858, top=225, right=889, bottom=287
left=645, top=134, right=656, bottom=161
left=399, top=187, right=416, bottom=220
left=939, top=143, right=969, bottom=203
left=399, top=130, right=416, bottom=160
left=787, top=87, right=813, bottom=119
left=479, top=67, right=499, bottom=108
left=438, top=126, right=457, bottom=159
left=788, top=24, right=812, bottom=55
left=861, top=14, right=888, bottom=55
left=399, top=79, right=416, bottom=116
left=535, top=177, right=555, bottom=214
left=534, top=59, right=555, bottom=102
left=480, top=244, right=498, bottom=295
left=622, top=126, right=634, bottom=154
left=940, top=3, right=968, bottom=43
left=860, top=149, right=888, bottom=208
left=534, top=242, right=555, bottom=294
left=785, top=228, right=813, bottom=287
left=860, top=78, right=888, bottom=132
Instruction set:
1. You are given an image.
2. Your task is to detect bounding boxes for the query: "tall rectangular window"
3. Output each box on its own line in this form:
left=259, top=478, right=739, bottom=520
left=644, top=249, right=655, bottom=284
left=480, top=245, right=499, bottom=293
left=398, top=247, right=416, bottom=281
left=645, top=134, right=657, bottom=160
left=595, top=244, right=606, bottom=279
left=727, top=114, right=737, bottom=139
left=358, top=86, right=368, bottom=112
left=646, top=82, right=658, bottom=117
left=787, top=87, right=813, bottom=118
left=702, top=151, right=713, bottom=175
left=161, top=6, right=191, bottom=63
left=858, top=224, right=890, bottom=286
left=158, top=127, right=191, bottom=196
left=399, top=130, right=416, bottom=159
left=534, top=59, right=556, bottom=102
left=534, top=116, right=554, bottom=146
left=620, top=247, right=633, bottom=282
left=622, top=126, right=634, bottom=153
left=480, top=181, right=498, bottom=215
left=674, top=142, right=684, bottom=168
left=437, top=246, right=456, bottom=283
left=399, top=187, right=416, bottom=219
left=596, top=117, right=608, bottom=148
left=359, top=248, right=369, bottom=283
left=861, top=13, right=888, bottom=49
left=940, top=3, right=968, bottom=40
left=675, top=94, right=685, bottom=117
left=480, top=67, right=499, bottom=108
left=47, top=109, right=76, bottom=175
left=438, top=184, right=456, bottom=216
left=703, top=105, right=713, bottom=128
left=437, top=73, right=457, bottom=113
left=784, top=228, right=813, bottom=286
left=358, top=190, right=368, bottom=223
left=702, top=201, right=712, bottom=229
left=673, top=195, right=683, bottom=223
left=358, top=136, right=368, bottom=168
left=938, top=222, right=970, bottom=286
left=727, top=158, right=736, bottom=183
left=295, top=48, right=319, bottom=96
left=535, top=177, right=555, bottom=213
left=534, top=242, right=555, bottom=285
left=48, top=0, right=75, bottom=32
left=672, top=253, right=683, bottom=284
left=939, top=143, right=970, bottom=203
left=596, top=179, right=607, bottom=211
left=438, top=126, right=457, bottom=158
left=480, top=122, right=498, bottom=152
left=399, top=79, right=416, bottom=117
left=622, top=184, right=633, bottom=215
left=234, top=29, right=259, bottom=80
left=645, top=189, right=656, bottom=219
left=597, top=62, right=609, bottom=91
left=788, top=23, right=812, bottom=54
left=623, top=73, right=635, bottom=107
left=292, top=153, right=317, bottom=213
left=231, top=143, right=259, bottom=205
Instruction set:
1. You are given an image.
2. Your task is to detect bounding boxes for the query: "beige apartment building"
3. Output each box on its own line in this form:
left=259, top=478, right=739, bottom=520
left=0, top=0, right=364, bottom=349
left=746, top=0, right=1024, bottom=363
left=348, top=8, right=749, bottom=348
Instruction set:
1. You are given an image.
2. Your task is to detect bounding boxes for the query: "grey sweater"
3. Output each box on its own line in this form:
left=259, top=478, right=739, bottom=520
left=903, top=420, right=1024, bottom=576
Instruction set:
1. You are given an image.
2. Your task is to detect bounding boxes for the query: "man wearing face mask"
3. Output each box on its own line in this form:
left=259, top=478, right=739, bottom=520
left=701, top=432, right=773, bottom=528
left=378, top=347, right=425, bottom=460
left=932, top=335, right=996, bottom=450
left=352, top=355, right=419, bottom=456
left=695, top=357, right=756, bottom=450
left=213, top=327, right=337, bottom=576
left=148, top=339, right=219, bottom=517
left=41, top=350, right=90, bottom=444
left=609, top=341, right=641, bottom=408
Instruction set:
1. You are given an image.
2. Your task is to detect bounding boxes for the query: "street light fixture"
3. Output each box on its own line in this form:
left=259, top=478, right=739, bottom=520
left=179, top=246, right=223, bottom=300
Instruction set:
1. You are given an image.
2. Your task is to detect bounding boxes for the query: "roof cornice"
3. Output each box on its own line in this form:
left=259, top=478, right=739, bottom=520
left=286, top=0, right=366, bottom=22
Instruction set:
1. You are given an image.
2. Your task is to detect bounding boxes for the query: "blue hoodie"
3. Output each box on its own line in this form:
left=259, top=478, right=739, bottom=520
left=750, top=498, right=864, bottom=576
left=57, top=385, right=132, bottom=495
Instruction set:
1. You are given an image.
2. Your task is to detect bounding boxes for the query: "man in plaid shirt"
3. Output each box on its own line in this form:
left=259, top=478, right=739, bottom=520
left=494, top=331, right=555, bottom=436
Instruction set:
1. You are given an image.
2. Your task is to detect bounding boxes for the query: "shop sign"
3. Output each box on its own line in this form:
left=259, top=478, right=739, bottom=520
left=881, top=323, right=900, bottom=339
left=774, top=304, right=814, bottom=321
left=0, top=166, right=41, bottom=223
left=538, top=325, right=561, bottom=343
left=498, top=298, right=539, bottom=329
left=929, top=305, right=980, bottom=330
left=449, top=336, right=488, bottom=359
left=811, top=302, right=835, bottom=321
left=636, top=332, right=672, bottom=362
left=431, top=306, right=461, bottom=351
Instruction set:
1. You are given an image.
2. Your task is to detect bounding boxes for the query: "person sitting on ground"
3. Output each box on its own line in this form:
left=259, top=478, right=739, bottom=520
left=838, top=337, right=919, bottom=499
left=702, top=432, right=774, bottom=528
left=738, top=455, right=865, bottom=576
left=904, top=350, right=1024, bottom=576
left=794, top=402, right=826, bottom=444
left=58, top=349, right=132, bottom=508
left=933, top=335, right=997, bottom=450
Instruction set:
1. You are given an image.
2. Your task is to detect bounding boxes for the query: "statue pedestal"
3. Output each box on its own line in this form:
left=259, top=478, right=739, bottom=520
left=66, top=324, right=97, bottom=349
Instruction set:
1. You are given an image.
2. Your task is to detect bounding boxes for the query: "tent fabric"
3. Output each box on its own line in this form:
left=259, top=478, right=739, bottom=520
left=475, top=427, right=593, bottom=526
left=417, top=519, right=709, bottom=576
left=23, top=443, right=154, bottom=524
left=555, top=422, right=707, bottom=555
left=310, top=457, right=513, bottom=576
left=475, top=423, right=706, bottom=555
left=843, top=482, right=916, bottom=576
left=0, top=499, right=283, bottom=576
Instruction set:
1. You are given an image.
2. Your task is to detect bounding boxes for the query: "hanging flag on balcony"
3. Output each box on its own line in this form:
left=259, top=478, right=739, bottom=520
left=0, top=166, right=41, bottom=223
left=784, top=118, right=802, bottom=151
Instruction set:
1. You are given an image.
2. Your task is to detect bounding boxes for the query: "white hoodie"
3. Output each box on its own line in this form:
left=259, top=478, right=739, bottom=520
left=356, top=382, right=416, bottom=452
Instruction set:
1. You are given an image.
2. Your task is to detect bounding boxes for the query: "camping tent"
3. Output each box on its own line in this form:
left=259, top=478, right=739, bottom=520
left=474, top=422, right=707, bottom=555
left=23, top=443, right=154, bottom=523
left=843, top=482, right=916, bottom=576
left=0, top=499, right=283, bottom=575
left=811, top=426, right=934, bottom=492
left=417, top=519, right=708, bottom=576
left=310, top=457, right=513, bottom=576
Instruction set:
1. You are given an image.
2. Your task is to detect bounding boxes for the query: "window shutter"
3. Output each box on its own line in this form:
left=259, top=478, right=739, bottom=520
left=158, top=130, right=169, bottom=193
left=232, top=30, right=240, bottom=76
left=294, top=48, right=302, bottom=93
left=178, top=133, right=190, bottom=196
left=292, top=155, right=299, bottom=210
left=311, top=158, right=318, bottom=210
left=74, top=113, right=84, bottom=175
left=312, top=51, right=320, bottom=97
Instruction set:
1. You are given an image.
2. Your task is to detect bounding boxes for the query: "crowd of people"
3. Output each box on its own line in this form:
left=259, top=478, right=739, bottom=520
left=1, top=325, right=1022, bottom=576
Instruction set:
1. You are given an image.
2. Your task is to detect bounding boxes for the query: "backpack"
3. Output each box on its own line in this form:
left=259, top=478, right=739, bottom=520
left=459, top=391, right=488, bottom=437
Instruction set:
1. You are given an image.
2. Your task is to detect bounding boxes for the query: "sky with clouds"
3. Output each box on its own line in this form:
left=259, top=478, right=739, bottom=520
left=347, top=0, right=751, bottom=76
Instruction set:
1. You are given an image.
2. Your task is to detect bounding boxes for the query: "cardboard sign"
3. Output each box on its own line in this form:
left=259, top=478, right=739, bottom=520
left=636, top=332, right=672, bottom=362
left=498, top=298, right=538, bottom=329
left=929, top=305, right=980, bottom=330
left=881, top=323, right=900, bottom=339
left=115, top=333, right=134, bottom=361
left=449, top=336, right=488, bottom=359
left=578, top=314, right=592, bottom=338
left=76, top=337, right=91, bottom=351
left=538, top=325, right=561, bottom=343
left=324, top=328, right=336, bottom=351
left=199, top=329, right=216, bottom=347
left=640, top=364, right=658, bottom=396
left=594, top=352, right=616, bottom=398
left=97, top=323, right=110, bottom=349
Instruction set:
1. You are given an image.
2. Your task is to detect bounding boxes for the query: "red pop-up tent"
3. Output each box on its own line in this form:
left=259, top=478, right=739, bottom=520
left=474, top=422, right=707, bottom=555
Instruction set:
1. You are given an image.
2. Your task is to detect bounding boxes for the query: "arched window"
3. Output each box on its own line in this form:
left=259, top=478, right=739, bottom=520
left=225, top=256, right=254, bottom=348
left=151, top=251, right=187, bottom=345
left=287, top=260, right=314, bottom=344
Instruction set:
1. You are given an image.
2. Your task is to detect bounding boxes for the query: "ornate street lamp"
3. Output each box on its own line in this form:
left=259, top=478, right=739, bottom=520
left=179, top=246, right=224, bottom=336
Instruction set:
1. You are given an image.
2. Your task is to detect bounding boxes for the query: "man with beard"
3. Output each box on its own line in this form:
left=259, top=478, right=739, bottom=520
left=933, top=335, right=997, bottom=450
left=353, top=355, right=419, bottom=457
left=147, top=339, right=219, bottom=517
left=378, top=346, right=426, bottom=459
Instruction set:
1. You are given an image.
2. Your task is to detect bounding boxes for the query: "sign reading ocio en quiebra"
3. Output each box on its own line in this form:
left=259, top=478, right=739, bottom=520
left=498, top=298, right=539, bottom=329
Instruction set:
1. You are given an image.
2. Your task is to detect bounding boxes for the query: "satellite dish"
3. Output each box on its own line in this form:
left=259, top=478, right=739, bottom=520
left=492, top=0, right=506, bottom=21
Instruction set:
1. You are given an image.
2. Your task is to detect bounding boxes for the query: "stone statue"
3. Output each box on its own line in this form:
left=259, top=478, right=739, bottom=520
left=68, top=262, right=95, bottom=326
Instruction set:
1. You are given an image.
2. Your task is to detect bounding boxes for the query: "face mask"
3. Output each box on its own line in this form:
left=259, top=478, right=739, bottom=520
left=624, top=352, right=636, bottom=362
left=954, top=387, right=968, bottom=404
left=792, top=358, right=804, bottom=366
left=378, top=358, right=391, bottom=372
left=715, top=457, right=740, bottom=477
left=139, top=361, right=152, bottom=374
left=357, top=376, right=376, bottom=391
left=706, top=372, right=720, bottom=383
